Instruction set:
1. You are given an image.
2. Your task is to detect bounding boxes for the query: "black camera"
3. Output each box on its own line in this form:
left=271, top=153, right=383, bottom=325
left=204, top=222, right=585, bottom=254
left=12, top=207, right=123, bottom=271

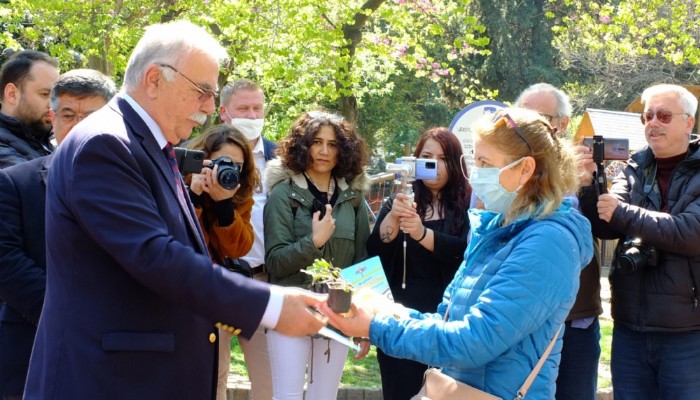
left=207, top=157, right=241, bottom=190
left=615, top=237, right=658, bottom=275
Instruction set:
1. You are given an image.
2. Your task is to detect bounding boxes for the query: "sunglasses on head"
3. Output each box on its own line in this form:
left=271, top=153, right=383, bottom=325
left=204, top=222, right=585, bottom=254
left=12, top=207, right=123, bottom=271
left=641, top=110, right=688, bottom=125
left=492, top=112, right=533, bottom=153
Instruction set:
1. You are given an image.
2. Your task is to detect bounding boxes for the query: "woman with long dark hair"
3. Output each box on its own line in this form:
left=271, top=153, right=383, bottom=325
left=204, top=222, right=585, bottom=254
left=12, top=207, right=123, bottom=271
left=366, top=127, right=471, bottom=400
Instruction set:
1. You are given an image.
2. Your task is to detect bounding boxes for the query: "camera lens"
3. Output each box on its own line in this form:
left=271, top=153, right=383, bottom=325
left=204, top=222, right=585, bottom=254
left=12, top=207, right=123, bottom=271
left=217, top=166, right=240, bottom=190
left=617, top=246, right=644, bottom=274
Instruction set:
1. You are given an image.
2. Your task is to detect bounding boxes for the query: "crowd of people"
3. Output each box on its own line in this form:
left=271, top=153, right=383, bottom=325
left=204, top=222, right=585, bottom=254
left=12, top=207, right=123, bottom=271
left=0, top=18, right=698, bottom=400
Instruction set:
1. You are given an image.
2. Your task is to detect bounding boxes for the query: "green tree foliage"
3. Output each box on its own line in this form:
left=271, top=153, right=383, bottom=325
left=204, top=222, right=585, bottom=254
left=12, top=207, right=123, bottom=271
left=548, top=0, right=700, bottom=111
left=1, top=0, right=492, bottom=143
left=359, top=68, right=456, bottom=165
left=470, top=0, right=564, bottom=102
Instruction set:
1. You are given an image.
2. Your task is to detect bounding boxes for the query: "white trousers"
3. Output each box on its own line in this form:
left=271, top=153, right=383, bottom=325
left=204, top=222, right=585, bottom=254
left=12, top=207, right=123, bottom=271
left=266, top=330, right=349, bottom=400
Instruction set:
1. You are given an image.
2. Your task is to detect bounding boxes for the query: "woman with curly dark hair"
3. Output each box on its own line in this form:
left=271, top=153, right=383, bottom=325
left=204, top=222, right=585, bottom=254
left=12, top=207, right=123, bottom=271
left=366, top=127, right=472, bottom=400
left=184, top=124, right=260, bottom=400
left=263, top=110, right=371, bottom=400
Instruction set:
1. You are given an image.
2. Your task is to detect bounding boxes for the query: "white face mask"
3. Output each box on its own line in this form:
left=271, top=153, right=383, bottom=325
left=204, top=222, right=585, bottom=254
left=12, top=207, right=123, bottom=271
left=469, top=157, right=525, bottom=214
left=225, top=110, right=264, bottom=141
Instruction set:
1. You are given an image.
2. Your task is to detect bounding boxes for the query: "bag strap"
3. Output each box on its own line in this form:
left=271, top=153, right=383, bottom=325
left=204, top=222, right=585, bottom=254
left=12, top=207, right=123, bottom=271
left=514, top=324, right=562, bottom=400
left=443, top=303, right=563, bottom=400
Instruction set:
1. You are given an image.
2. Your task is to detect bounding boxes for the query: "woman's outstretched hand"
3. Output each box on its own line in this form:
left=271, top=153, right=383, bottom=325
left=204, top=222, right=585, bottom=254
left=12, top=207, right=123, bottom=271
left=319, top=302, right=373, bottom=339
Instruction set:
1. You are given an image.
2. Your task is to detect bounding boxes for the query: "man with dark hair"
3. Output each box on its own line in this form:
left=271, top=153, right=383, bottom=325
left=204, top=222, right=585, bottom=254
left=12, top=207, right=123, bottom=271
left=515, top=83, right=603, bottom=400
left=48, top=69, right=116, bottom=144
left=0, top=50, right=59, bottom=167
left=0, top=68, right=115, bottom=400
left=217, top=78, right=275, bottom=400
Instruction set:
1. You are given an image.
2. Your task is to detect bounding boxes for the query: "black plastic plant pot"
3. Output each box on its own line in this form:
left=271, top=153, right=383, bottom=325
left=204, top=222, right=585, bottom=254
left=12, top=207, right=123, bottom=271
left=328, top=287, right=352, bottom=313
left=311, top=283, right=329, bottom=294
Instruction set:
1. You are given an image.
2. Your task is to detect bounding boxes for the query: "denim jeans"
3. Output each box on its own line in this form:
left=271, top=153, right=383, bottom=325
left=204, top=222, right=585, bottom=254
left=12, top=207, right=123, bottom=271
left=555, top=317, right=601, bottom=400
left=612, top=324, right=700, bottom=400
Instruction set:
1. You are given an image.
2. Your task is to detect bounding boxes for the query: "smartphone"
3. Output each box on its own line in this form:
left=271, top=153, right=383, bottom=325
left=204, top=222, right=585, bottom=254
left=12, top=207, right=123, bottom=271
left=173, top=147, right=205, bottom=174
left=583, top=137, right=629, bottom=160
left=415, top=158, right=438, bottom=180
left=312, top=199, right=327, bottom=219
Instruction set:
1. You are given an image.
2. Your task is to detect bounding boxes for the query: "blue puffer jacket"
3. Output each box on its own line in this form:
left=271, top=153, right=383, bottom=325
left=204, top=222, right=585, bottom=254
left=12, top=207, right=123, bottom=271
left=370, top=202, right=593, bottom=399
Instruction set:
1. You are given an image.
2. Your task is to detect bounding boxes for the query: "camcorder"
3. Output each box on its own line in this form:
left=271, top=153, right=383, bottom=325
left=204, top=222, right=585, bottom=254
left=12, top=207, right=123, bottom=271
left=615, top=237, right=658, bottom=275
left=385, top=156, right=438, bottom=204
left=584, top=135, right=630, bottom=196
left=173, top=148, right=241, bottom=189
left=385, top=156, right=439, bottom=181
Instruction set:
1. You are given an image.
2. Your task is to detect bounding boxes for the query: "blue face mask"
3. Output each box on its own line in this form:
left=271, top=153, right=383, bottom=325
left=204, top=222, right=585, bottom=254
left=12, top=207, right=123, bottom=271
left=469, top=157, right=525, bottom=214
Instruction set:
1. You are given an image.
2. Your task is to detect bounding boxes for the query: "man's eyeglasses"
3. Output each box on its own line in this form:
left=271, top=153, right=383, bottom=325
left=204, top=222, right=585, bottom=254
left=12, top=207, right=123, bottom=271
left=158, top=63, right=217, bottom=102
left=307, top=110, right=344, bottom=122
left=641, top=110, right=689, bottom=125
left=492, top=112, right=533, bottom=153
left=57, top=111, right=95, bottom=125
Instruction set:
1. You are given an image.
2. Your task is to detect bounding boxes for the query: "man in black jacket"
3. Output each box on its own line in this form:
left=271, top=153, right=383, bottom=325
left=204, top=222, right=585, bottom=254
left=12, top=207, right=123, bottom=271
left=579, top=83, right=700, bottom=400
left=0, top=69, right=115, bottom=400
left=0, top=50, right=59, bottom=168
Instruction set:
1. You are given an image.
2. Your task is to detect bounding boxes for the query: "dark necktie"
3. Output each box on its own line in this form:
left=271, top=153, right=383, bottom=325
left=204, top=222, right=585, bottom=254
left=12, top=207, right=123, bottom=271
left=162, top=144, right=199, bottom=237
left=163, top=143, right=181, bottom=177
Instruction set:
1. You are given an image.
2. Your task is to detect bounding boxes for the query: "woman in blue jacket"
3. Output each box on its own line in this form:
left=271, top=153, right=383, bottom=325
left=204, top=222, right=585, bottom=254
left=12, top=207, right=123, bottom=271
left=323, top=108, right=594, bottom=399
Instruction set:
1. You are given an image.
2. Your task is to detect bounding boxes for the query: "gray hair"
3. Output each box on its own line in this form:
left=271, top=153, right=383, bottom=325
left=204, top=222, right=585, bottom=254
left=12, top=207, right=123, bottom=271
left=50, top=69, right=117, bottom=111
left=220, top=78, right=265, bottom=107
left=514, top=83, right=572, bottom=118
left=123, top=20, right=229, bottom=92
left=641, top=84, right=698, bottom=116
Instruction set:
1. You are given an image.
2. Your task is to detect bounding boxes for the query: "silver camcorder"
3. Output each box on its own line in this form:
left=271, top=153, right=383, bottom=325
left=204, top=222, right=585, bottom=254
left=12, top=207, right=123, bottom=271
left=385, top=156, right=438, bottom=204
left=385, top=156, right=438, bottom=180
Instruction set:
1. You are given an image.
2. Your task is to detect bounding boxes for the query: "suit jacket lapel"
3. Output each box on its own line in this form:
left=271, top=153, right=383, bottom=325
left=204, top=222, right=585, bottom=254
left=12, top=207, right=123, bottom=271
left=110, top=97, right=208, bottom=255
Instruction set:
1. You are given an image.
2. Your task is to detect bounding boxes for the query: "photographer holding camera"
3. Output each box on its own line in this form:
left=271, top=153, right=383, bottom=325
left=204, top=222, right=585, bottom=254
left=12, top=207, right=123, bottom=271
left=579, top=84, right=700, bottom=399
left=184, top=123, right=260, bottom=275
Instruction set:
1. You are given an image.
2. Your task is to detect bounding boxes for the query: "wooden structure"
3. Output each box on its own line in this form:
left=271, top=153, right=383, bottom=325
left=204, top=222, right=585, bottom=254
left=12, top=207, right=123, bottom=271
left=574, top=108, right=647, bottom=153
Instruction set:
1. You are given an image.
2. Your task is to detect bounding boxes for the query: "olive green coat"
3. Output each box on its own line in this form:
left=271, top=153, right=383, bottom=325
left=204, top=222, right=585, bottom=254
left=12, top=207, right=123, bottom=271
left=263, top=158, right=371, bottom=287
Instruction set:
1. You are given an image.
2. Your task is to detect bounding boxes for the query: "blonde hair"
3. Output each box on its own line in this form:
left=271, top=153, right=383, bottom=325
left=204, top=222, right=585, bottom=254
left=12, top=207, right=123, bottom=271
left=471, top=107, right=579, bottom=220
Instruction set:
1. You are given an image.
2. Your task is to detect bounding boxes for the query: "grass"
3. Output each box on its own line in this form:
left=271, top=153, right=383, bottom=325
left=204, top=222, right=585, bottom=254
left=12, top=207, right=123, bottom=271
left=229, top=318, right=614, bottom=389
left=598, top=318, right=613, bottom=389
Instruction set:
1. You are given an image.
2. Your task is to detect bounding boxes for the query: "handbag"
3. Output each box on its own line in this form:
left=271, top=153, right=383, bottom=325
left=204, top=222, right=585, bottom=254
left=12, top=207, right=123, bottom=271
left=411, top=367, right=501, bottom=400
left=411, top=304, right=562, bottom=400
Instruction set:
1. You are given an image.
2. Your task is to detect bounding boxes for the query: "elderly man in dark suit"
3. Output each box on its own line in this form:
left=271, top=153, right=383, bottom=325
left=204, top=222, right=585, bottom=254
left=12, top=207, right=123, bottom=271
left=0, top=68, right=116, bottom=400
left=24, top=20, right=328, bottom=400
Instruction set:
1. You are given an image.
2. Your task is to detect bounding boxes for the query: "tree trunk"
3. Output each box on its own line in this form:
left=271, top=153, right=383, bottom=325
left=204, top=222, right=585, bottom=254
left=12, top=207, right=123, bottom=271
left=337, top=0, right=386, bottom=124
